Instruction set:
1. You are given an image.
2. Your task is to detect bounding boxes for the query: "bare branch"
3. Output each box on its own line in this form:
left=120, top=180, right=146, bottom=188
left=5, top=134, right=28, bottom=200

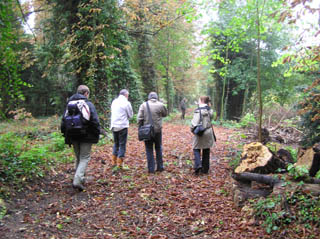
left=16, top=0, right=37, bottom=42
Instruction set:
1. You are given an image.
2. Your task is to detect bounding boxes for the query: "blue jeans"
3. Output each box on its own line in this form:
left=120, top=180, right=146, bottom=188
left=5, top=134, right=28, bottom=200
left=112, top=128, right=128, bottom=158
left=145, top=132, right=163, bottom=173
left=193, top=148, right=210, bottom=173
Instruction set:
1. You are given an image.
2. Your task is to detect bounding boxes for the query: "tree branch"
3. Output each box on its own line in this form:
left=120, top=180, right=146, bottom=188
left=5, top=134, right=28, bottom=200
left=16, top=0, right=37, bottom=42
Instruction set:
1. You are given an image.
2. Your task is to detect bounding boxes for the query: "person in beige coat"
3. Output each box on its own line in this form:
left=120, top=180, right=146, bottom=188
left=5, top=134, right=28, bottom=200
left=137, top=92, right=167, bottom=173
left=191, top=96, right=215, bottom=174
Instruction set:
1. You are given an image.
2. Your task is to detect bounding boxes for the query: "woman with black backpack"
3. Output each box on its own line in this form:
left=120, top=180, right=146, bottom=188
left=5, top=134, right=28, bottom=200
left=191, top=96, right=216, bottom=175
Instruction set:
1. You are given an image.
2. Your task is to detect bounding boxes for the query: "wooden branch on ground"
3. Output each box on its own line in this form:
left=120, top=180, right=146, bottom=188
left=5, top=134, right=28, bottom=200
left=232, top=172, right=282, bottom=186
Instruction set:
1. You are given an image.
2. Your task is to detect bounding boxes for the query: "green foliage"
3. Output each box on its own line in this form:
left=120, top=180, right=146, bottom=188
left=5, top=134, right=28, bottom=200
left=287, top=164, right=309, bottom=180
left=287, top=192, right=320, bottom=225
left=0, top=0, right=26, bottom=118
left=238, top=113, right=256, bottom=128
left=252, top=195, right=286, bottom=234
left=298, top=85, right=320, bottom=147
left=284, top=146, right=298, bottom=163
left=0, top=128, right=72, bottom=186
left=252, top=186, right=320, bottom=234
left=0, top=198, right=6, bottom=220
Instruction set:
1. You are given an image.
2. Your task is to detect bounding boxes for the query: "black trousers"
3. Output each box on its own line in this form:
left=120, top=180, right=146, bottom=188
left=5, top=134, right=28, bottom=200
left=193, top=148, right=210, bottom=173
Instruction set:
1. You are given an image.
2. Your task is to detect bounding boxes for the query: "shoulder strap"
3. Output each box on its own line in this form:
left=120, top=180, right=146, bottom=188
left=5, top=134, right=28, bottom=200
left=146, top=101, right=154, bottom=126
left=197, top=107, right=203, bottom=123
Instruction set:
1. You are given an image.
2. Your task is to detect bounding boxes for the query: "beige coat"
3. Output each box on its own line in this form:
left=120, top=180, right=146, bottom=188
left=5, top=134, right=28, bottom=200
left=191, top=106, right=215, bottom=149
left=137, top=99, right=167, bottom=133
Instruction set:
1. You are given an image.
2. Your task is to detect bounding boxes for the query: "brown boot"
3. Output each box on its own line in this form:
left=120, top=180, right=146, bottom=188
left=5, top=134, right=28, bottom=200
left=111, top=155, right=117, bottom=167
left=117, top=157, right=124, bottom=169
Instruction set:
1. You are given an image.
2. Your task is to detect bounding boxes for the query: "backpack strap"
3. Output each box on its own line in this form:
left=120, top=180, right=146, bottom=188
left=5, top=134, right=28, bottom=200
left=146, top=101, right=154, bottom=126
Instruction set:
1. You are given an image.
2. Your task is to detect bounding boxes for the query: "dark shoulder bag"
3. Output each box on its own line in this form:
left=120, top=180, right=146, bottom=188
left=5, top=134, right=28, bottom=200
left=138, top=101, right=155, bottom=141
left=192, top=108, right=206, bottom=136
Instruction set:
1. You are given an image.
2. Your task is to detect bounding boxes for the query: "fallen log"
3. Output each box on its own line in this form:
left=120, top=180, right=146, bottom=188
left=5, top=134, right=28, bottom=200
left=273, top=182, right=320, bottom=197
left=235, top=142, right=286, bottom=174
left=232, top=172, right=281, bottom=186
left=232, top=172, right=320, bottom=206
left=232, top=180, right=272, bottom=207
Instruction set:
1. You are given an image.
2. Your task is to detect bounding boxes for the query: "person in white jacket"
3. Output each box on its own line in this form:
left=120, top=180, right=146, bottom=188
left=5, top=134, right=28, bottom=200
left=110, top=89, right=133, bottom=168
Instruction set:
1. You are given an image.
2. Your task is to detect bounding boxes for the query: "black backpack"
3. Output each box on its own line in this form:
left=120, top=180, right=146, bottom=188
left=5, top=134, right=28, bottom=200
left=63, top=100, right=90, bottom=137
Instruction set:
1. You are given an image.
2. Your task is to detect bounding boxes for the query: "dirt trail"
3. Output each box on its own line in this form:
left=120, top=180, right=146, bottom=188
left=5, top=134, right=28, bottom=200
left=0, top=118, right=269, bottom=239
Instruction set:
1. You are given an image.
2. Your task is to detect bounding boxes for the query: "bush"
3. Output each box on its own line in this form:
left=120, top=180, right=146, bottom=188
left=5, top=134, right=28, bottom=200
left=298, top=84, right=320, bottom=147
left=238, top=113, right=256, bottom=128
left=252, top=189, right=320, bottom=234
left=0, top=132, right=50, bottom=182
left=0, top=130, right=72, bottom=186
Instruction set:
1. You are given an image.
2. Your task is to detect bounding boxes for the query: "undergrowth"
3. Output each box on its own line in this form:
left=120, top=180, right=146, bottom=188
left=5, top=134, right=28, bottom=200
left=251, top=190, right=320, bottom=235
left=0, top=116, right=73, bottom=197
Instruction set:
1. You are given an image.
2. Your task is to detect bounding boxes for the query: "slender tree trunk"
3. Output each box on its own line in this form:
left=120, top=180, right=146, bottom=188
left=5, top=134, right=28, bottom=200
left=256, top=1, right=264, bottom=143
left=242, top=49, right=254, bottom=117
left=220, top=41, right=229, bottom=121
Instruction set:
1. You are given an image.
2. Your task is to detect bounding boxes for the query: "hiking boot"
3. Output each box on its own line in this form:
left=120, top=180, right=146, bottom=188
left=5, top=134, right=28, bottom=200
left=111, top=155, right=117, bottom=167
left=194, top=167, right=202, bottom=175
left=117, top=157, right=124, bottom=169
left=156, top=168, right=164, bottom=173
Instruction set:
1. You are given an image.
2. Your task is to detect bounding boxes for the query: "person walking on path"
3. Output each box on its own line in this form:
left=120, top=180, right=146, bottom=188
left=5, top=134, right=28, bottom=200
left=110, top=89, right=133, bottom=169
left=137, top=92, right=167, bottom=173
left=61, top=85, right=101, bottom=191
left=191, top=96, right=215, bottom=175
left=180, top=98, right=187, bottom=119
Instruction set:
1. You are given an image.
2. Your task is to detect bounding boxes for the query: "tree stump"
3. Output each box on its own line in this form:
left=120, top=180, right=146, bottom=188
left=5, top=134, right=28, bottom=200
left=296, top=147, right=320, bottom=177
left=235, top=142, right=286, bottom=174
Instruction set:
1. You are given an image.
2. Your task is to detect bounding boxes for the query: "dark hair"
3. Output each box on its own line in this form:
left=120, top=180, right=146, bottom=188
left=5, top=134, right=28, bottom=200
left=200, top=96, right=210, bottom=104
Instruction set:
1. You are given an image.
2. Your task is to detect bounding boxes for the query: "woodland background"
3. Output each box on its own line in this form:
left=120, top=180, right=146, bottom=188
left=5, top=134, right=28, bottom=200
left=1, top=0, right=319, bottom=140
left=1, top=0, right=320, bottom=238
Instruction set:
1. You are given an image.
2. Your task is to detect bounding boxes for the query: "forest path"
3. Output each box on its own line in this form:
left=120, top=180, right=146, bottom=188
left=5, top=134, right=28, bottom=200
left=1, top=113, right=269, bottom=239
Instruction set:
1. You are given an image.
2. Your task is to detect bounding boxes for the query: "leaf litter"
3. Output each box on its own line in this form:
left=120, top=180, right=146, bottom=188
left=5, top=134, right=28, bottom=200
left=1, top=120, right=274, bottom=239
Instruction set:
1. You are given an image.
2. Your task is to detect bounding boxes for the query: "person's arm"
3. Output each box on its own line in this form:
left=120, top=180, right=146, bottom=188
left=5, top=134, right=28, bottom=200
left=161, top=104, right=168, bottom=117
left=137, top=104, right=144, bottom=127
left=127, top=102, right=133, bottom=119
left=88, top=102, right=101, bottom=135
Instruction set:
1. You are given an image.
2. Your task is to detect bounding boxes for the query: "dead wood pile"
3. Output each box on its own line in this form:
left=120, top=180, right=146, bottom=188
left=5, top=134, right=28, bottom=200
left=232, top=142, right=320, bottom=207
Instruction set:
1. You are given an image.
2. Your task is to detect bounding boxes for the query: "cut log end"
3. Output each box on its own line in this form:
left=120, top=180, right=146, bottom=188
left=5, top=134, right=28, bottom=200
left=235, top=142, right=284, bottom=174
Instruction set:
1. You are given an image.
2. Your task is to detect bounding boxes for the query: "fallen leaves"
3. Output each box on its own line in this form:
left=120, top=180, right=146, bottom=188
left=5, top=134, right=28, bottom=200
left=2, top=117, right=311, bottom=239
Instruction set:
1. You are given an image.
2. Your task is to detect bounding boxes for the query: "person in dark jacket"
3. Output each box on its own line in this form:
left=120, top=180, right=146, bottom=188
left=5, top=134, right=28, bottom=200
left=61, top=85, right=100, bottom=191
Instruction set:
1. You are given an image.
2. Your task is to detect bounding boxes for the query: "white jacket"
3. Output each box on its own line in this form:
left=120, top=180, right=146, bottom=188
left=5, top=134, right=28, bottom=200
left=110, top=95, right=133, bottom=129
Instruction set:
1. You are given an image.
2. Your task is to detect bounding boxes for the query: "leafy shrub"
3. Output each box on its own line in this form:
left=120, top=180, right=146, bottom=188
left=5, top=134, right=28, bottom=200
left=287, top=164, right=309, bottom=180
left=0, top=132, right=50, bottom=182
left=252, top=189, right=320, bottom=234
left=252, top=195, right=286, bottom=234
left=238, top=113, right=256, bottom=128
left=0, top=130, right=72, bottom=185
left=298, top=83, right=320, bottom=147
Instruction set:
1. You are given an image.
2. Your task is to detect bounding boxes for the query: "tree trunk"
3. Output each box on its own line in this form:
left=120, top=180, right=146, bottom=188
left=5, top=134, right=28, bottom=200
left=256, top=2, right=263, bottom=143
left=220, top=42, right=229, bottom=121
left=137, top=33, right=157, bottom=99
left=296, top=147, right=320, bottom=177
